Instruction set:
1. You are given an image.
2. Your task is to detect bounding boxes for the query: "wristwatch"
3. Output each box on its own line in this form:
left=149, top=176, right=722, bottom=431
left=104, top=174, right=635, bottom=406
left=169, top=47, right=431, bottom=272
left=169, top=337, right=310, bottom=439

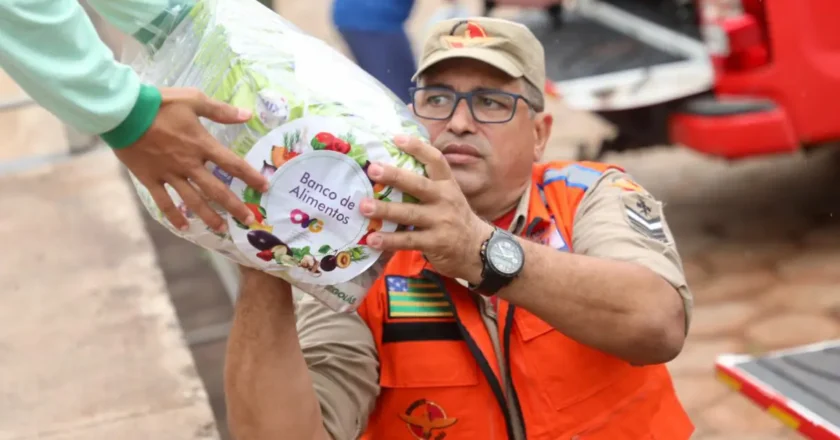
left=469, top=227, right=525, bottom=296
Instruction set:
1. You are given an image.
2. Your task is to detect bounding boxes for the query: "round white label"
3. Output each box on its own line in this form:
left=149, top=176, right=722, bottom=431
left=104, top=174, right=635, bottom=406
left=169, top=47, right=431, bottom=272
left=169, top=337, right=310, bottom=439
left=228, top=116, right=400, bottom=285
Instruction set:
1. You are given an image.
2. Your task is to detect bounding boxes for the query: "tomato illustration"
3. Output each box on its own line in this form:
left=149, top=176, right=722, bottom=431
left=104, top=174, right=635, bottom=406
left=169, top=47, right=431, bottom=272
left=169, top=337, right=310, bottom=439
left=329, top=139, right=352, bottom=154
left=256, top=249, right=274, bottom=261
left=311, top=132, right=336, bottom=150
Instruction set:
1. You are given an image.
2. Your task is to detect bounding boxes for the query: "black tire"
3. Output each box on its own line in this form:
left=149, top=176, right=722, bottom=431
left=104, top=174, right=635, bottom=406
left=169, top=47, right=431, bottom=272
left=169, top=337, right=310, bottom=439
left=547, top=3, right=564, bottom=28
left=484, top=0, right=496, bottom=16
left=594, top=104, right=674, bottom=154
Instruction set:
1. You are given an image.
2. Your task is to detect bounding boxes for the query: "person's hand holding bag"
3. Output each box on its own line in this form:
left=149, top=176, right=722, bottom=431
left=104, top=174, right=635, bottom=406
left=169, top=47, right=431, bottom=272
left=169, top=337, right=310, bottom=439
left=113, top=87, right=269, bottom=233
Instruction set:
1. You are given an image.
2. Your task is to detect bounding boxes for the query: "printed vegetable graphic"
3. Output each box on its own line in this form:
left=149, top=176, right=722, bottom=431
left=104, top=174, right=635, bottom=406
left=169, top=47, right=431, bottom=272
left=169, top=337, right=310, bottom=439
left=311, top=131, right=352, bottom=154
left=247, top=229, right=283, bottom=250
left=361, top=160, right=373, bottom=182
left=125, top=0, right=435, bottom=314
left=250, top=223, right=273, bottom=233
left=361, top=160, right=389, bottom=196
left=260, top=160, right=277, bottom=178
left=367, top=218, right=383, bottom=232
left=358, top=230, right=373, bottom=246
left=336, top=252, right=352, bottom=269
left=326, top=138, right=351, bottom=154
left=272, top=244, right=293, bottom=257
left=271, top=146, right=299, bottom=167
left=319, top=255, right=338, bottom=272
left=313, top=245, right=368, bottom=269
left=311, top=132, right=336, bottom=150
left=245, top=203, right=265, bottom=223
left=271, top=131, right=302, bottom=167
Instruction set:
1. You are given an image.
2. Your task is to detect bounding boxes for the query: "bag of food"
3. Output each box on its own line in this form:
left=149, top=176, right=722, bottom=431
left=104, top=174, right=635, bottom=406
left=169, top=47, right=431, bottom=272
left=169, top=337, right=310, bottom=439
left=124, top=0, right=427, bottom=312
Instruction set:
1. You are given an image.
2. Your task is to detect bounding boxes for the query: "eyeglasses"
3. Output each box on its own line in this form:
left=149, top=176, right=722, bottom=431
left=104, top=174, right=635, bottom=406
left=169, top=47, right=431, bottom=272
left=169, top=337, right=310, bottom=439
left=409, top=86, right=534, bottom=124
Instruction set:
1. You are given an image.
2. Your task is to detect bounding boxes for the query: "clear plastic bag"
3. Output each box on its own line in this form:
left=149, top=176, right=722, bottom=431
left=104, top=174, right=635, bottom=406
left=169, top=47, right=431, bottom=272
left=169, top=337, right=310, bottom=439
left=125, top=0, right=427, bottom=312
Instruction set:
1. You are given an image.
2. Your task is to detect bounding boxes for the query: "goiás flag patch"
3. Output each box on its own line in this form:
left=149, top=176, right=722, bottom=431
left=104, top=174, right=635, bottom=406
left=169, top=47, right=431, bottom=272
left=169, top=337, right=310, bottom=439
left=386, top=276, right=453, bottom=319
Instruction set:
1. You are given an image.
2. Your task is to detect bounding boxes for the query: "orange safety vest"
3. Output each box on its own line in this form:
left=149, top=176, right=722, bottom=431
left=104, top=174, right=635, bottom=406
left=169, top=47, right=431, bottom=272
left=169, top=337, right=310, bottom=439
left=356, top=161, right=694, bottom=440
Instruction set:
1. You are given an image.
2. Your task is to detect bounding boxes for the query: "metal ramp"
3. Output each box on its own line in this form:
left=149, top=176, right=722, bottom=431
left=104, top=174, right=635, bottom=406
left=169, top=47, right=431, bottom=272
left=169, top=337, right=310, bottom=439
left=512, top=0, right=713, bottom=111
left=716, top=341, right=840, bottom=440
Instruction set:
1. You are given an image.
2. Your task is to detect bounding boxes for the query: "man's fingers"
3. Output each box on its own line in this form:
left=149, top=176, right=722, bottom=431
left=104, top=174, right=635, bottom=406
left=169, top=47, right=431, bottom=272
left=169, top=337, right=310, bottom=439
left=394, top=135, right=452, bottom=181
left=360, top=198, right=431, bottom=228
left=169, top=177, right=227, bottom=232
left=189, top=167, right=256, bottom=226
left=186, top=88, right=252, bottom=124
left=366, top=230, right=429, bottom=252
left=147, top=183, right=188, bottom=231
left=206, top=144, right=269, bottom=192
left=366, top=163, right=437, bottom=202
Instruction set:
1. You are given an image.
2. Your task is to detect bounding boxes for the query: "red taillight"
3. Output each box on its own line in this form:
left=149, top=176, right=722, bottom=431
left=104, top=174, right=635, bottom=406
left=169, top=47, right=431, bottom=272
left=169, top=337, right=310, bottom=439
left=699, top=0, right=771, bottom=71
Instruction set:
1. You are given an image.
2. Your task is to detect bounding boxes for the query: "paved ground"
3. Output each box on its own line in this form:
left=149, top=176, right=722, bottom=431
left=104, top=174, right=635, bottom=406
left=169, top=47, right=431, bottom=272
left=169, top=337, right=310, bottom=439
left=3, top=1, right=840, bottom=439
left=0, top=147, right=220, bottom=439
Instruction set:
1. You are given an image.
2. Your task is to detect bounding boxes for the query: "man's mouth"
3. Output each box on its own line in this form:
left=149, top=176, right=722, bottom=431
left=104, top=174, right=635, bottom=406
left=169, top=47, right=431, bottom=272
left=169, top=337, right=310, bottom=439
left=441, top=144, right=481, bottom=165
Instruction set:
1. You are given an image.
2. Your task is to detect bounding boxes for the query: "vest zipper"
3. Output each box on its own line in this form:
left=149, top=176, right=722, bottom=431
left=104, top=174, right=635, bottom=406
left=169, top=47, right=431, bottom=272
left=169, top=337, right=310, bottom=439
left=503, top=305, right=527, bottom=439
left=422, top=270, right=516, bottom=440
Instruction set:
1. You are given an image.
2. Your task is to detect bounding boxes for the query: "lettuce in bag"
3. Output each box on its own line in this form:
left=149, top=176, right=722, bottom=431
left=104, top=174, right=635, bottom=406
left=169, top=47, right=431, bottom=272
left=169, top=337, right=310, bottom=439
left=125, top=0, right=427, bottom=312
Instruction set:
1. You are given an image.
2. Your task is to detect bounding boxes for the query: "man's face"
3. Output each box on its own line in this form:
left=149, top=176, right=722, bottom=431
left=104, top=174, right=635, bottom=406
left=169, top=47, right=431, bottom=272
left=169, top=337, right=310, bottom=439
left=413, top=59, right=552, bottom=204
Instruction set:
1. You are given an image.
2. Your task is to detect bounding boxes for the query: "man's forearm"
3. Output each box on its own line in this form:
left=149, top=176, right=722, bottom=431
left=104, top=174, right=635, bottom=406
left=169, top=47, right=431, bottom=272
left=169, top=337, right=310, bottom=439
left=496, top=238, right=686, bottom=365
left=225, top=268, right=330, bottom=440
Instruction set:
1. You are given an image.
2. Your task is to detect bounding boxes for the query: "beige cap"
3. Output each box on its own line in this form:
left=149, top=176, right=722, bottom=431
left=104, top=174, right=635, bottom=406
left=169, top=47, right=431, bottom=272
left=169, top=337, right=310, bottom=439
left=413, top=17, right=547, bottom=98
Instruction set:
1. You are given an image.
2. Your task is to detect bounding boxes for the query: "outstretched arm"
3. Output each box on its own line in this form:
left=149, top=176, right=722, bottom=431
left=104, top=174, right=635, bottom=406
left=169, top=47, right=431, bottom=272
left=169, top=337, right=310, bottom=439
left=0, top=0, right=145, bottom=138
left=0, top=0, right=268, bottom=231
left=225, top=268, right=380, bottom=440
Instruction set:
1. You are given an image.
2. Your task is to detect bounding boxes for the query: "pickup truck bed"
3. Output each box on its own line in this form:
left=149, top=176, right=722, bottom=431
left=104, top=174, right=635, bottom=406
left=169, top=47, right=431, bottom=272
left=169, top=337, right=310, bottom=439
left=513, top=0, right=710, bottom=112
left=528, top=14, right=685, bottom=81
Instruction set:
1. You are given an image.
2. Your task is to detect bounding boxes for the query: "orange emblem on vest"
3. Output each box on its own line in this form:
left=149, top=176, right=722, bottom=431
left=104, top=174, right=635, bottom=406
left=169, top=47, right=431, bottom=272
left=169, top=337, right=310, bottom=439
left=398, top=399, right=458, bottom=440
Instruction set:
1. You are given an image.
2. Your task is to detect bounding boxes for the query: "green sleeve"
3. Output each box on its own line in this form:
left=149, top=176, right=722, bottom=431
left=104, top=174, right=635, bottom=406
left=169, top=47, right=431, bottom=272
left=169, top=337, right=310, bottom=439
left=0, top=0, right=143, bottom=137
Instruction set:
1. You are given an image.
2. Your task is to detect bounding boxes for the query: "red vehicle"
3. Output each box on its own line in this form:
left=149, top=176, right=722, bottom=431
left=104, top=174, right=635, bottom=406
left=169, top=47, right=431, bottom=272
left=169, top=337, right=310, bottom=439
left=669, top=0, right=840, bottom=159
left=513, top=0, right=840, bottom=160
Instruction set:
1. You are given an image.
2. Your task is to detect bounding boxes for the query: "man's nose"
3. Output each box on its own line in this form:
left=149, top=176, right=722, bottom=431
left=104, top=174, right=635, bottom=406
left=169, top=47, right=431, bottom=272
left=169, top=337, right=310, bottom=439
left=446, top=98, right=476, bottom=134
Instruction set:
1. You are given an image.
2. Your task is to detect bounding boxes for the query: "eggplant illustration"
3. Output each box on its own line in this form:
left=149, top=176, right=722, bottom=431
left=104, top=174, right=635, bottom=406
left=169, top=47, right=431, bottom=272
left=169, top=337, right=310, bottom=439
left=247, top=229, right=283, bottom=251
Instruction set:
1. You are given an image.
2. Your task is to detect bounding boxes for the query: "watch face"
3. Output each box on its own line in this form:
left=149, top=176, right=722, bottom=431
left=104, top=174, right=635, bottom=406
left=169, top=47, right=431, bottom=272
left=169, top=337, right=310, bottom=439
left=487, top=237, right=524, bottom=276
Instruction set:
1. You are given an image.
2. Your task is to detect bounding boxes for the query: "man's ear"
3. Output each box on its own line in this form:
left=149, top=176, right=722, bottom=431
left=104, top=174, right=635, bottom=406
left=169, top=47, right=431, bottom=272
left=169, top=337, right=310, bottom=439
left=533, top=112, right=553, bottom=161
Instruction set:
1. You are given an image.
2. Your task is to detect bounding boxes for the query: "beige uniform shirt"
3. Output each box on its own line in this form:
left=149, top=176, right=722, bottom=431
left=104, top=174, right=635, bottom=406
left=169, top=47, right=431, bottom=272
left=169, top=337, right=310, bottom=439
left=293, top=168, right=693, bottom=440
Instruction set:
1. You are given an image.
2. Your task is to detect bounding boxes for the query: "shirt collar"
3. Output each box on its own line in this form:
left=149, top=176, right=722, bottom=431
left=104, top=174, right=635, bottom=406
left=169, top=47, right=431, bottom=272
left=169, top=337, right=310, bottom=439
left=511, top=180, right=552, bottom=239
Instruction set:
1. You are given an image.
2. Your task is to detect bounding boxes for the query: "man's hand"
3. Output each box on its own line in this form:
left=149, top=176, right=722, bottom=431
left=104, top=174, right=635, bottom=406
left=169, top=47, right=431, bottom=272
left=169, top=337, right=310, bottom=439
left=360, top=135, right=493, bottom=284
left=113, top=88, right=269, bottom=232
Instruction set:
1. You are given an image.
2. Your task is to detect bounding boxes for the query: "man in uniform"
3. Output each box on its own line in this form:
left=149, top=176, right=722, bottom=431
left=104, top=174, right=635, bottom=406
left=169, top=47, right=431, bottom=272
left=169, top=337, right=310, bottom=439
left=224, top=17, right=694, bottom=440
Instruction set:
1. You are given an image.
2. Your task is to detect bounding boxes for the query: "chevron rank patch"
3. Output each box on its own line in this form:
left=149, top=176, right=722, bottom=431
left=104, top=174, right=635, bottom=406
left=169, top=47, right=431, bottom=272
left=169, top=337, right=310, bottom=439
left=622, top=192, right=669, bottom=243
left=386, top=276, right=453, bottom=319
